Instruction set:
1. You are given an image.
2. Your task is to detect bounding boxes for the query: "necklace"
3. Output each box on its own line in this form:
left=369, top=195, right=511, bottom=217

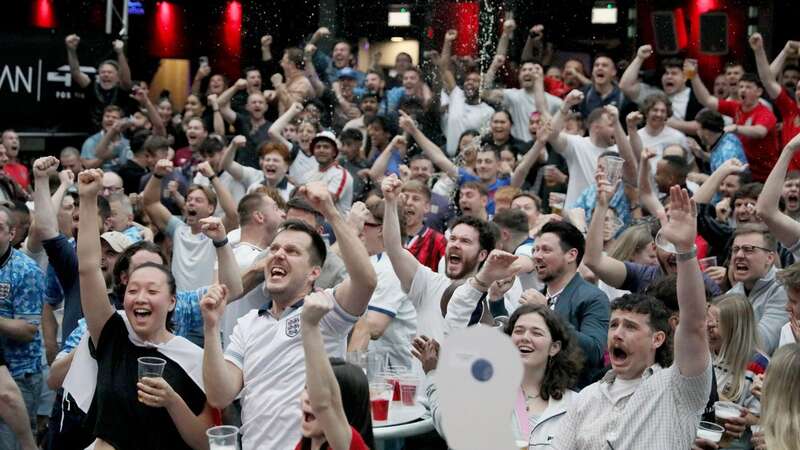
left=522, top=387, right=541, bottom=411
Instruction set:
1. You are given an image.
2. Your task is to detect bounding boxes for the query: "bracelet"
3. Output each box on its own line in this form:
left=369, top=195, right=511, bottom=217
left=208, top=174, right=218, bottom=181
left=676, top=245, right=697, bottom=262
left=471, top=275, right=490, bottom=292
left=629, top=203, right=641, bottom=210
left=212, top=237, right=229, bottom=248
left=153, top=173, right=164, bottom=179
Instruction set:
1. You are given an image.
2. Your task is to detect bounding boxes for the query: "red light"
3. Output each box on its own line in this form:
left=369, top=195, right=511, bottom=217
left=226, top=1, right=242, bottom=23
left=33, top=0, right=56, bottom=28
left=151, top=1, right=181, bottom=57
left=222, top=1, right=242, bottom=54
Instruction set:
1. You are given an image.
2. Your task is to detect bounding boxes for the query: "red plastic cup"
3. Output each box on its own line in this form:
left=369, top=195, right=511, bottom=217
left=369, top=383, right=392, bottom=421
left=399, top=375, right=420, bottom=406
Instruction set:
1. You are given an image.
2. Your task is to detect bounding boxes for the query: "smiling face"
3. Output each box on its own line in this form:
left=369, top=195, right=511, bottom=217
left=402, top=189, right=430, bottom=230
left=185, top=95, right=205, bottom=118
left=124, top=266, right=175, bottom=341
left=719, top=174, right=741, bottom=199
left=786, top=287, right=800, bottom=322
left=633, top=242, right=659, bottom=266
left=532, top=232, right=576, bottom=283
left=518, top=62, right=542, bottom=89
left=646, top=101, right=669, bottom=130
left=98, top=62, right=120, bottom=90
left=332, top=42, right=352, bottom=67
left=463, top=72, right=482, bottom=101
left=706, top=305, right=722, bottom=353
left=409, top=158, right=433, bottom=184
left=264, top=229, right=321, bottom=300
left=208, top=74, right=226, bottom=94
left=592, top=56, right=617, bottom=86
left=444, top=223, right=486, bottom=279
left=402, top=70, right=420, bottom=93
left=731, top=232, right=774, bottom=286
left=260, top=151, right=289, bottom=184
left=608, top=309, right=665, bottom=379
left=297, top=122, right=317, bottom=150
left=661, top=67, right=686, bottom=96
left=490, top=112, right=512, bottom=141
left=312, top=140, right=336, bottom=167
left=184, top=188, right=214, bottom=226
left=475, top=150, right=499, bottom=183
left=185, top=118, right=207, bottom=148
left=101, top=109, right=122, bottom=131
left=510, top=312, right=561, bottom=370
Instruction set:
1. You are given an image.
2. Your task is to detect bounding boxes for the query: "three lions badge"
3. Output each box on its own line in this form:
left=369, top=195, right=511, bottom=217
left=285, top=316, right=301, bottom=337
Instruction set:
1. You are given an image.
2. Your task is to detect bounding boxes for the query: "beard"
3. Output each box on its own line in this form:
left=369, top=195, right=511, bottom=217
left=446, top=254, right=480, bottom=280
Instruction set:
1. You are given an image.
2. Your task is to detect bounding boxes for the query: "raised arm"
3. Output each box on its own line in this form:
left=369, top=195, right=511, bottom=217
left=756, top=134, right=800, bottom=247
left=112, top=40, right=132, bottom=90
left=480, top=54, right=507, bottom=105
left=606, top=105, right=638, bottom=184
left=94, top=120, right=132, bottom=163
left=439, top=30, right=458, bottom=94
left=199, top=217, right=243, bottom=299
left=687, top=59, right=718, bottom=111
left=548, top=90, right=584, bottom=151
left=75, top=169, right=116, bottom=344
left=31, top=157, right=61, bottom=241
left=132, top=86, right=166, bottom=136
left=301, top=182, right=377, bottom=316
left=638, top=149, right=667, bottom=222
left=300, top=292, right=353, bottom=450
left=398, top=110, right=459, bottom=179
left=693, top=158, right=747, bottom=205
left=626, top=111, right=644, bottom=161
left=368, top=135, right=406, bottom=182
left=382, top=175, right=422, bottom=292
left=65, top=35, right=90, bottom=89
left=217, top=79, right=247, bottom=124
left=206, top=94, right=226, bottom=136
left=142, top=159, right=177, bottom=232
left=583, top=170, right=629, bottom=288
left=196, top=161, right=239, bottom=231
left=662, top=186, right=709, bottom=377
left=770, top=41, right=800, bottom=79
left=521, top=25, right=544, bottom=62
left=190, top=64, right=211, bottom=96
left=511, top=121, right=550, bottom=188
left=268, top=101, right=303, bottom=149
left=219, top=135, right=248, bottom=181
left=200, top=284, right=244, bottom=408
left=495, top=18, right=516, bottom=59
left=619, top=45, right=652, bottom=101
left=750, top=34, right=782, bottom=99
left=303, top=44, right=327, bottom=98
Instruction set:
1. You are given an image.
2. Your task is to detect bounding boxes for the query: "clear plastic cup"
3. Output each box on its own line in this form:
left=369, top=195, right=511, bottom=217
left=346, top=351, right=368, bottom=374
left=366, top=352, right=385, bottom=382
left=399, top=375, right=420, bottom=406
left=369, top=382, right=393, bottom=421
left=206, top=425, right=239, bottom=450
left=137, top=356, right=166, bottom=380
left=604, top=156, right=625, bottom=189
left=549, top=192, right=566, bottom=215
left=376, top=370, right=404, bottom=402
left=684, top=58, right=698, bottom=80
left=655, top=229, right=677, bottom=254
left=699, top=256, right=717, bottom=271
left=696, top=421, right=724, bottom=443
left=714, top=401, right=742, bottom=447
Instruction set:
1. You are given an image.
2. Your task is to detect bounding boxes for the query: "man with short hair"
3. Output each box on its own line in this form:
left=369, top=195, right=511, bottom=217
left=694, top=109, right=748, bottom=175
left=577, top=55, right=628, bottom=119
left=104, top=193, right=146, bottom=243
left=218, top=80, right=272, bottom=169
left=59, top=147, right=84, bottom=175
left=491, top=208, right=541, bottom=291
left=401, top=180, right=447, bottom=271
left=383, top=67, right=432, bottom=115
left=347, top=201, right=417, bottom=369
left=458, top=182, right=489, bottom=221
left=308, top=131, right=353, bottom=214
left=80, top=105, right=131, bottom=171
left=554, top=186, right=712, bottom=449
left=726, top=225, right=790, bottom=354
left=628, top=93, right=689, bottom=169
left=440, top=30, right=495, bottom=156
left=100, top=171, right=124, bottom=198
left=0, top=206, right=45, bottom=450
left=65, top=34, right=134, bottom=130
left=233, top=193, right=284, bottom=271
left=343, top=92, right=379, bottom=138
left=482, top=59, right=563, bottom=142
left=0, top=130, right=29, bottom=190
left=273, top=47, right=315, bottom=114
left=200, top=182, right=377, bottom=450
left=691, top=67, right=779, bottom=182
left=229, top=66, right=264, bottom=114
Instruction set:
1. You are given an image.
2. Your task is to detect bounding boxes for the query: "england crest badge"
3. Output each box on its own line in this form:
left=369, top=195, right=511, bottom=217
left=285, top=315, right=301, bottom=337
left=0, top=283, right=10, bottom=300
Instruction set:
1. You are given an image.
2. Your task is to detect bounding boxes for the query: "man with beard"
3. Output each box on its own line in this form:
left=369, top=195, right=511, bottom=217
left=690, top=67, right=779, bottom=182
left=143, top=159, right=218, bottom=291
left=584, top=171, right=722, bottom=297
left=383, top=67, right=432, bottom=115
left=554, top=187, right=712, bottom=450
left=482, top=59, right=563, bottom=142
left=619, top=46, right=705, bottom=134
left=308, top=131, right=353, bottom=214
left=440, top=29, right=495, bottom=157
left=725, top=225, right=790, bottom=354
left=382, top=174, right=498, bottom=342
left=65, top=35, right=134, bottom=130
left=517, top=220, right=609, bottom=385
left=400, top=180, right=447, bottom=271
left=218, top=81, right=272, bottom=169
left=200, top=181, right=376, bottom=450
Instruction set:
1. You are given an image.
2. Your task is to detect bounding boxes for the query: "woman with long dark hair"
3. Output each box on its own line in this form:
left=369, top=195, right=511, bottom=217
left=296, top=291, right=374, bottom=450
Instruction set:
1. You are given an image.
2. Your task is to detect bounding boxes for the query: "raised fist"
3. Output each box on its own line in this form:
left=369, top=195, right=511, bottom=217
left=112, top=39, right=125, bottom=54
left=271, top=73, right=284, bottom=88
left=77, top=169, right=104, bottom=198
left=65, top=34, right=80, bottom=50
left=749, top=33, right=763, bottom=50
left=33, top=156, right=60, bottom=179
left=315, top=27, right=331, bottom=38
left=564, top=89, right=584, bottom=107
left=636, top=45, right=653, bottom=60
left=234, top=78, right=248, bottom=90
left=445, top=29, right=458, bottom=43
left=231, top=135, right=247, bottom=147
left=502, top=18, right=517, bottom=34
left=261, top=35, right=272, bottom=47
left=153, top=159, right=174, bottom=177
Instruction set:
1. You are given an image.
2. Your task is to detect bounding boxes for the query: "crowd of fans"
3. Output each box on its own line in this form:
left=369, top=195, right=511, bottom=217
left=2, top=15, right=800, bottom=450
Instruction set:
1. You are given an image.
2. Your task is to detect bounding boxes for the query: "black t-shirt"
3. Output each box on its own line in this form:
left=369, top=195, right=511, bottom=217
left=520, top=140, right=569, bottom=213
left=85, top=80, right=135, bottom=131
left=233, top=112, right=272, bottom=169
left=117, top=159, right=149, bottom=194
left=87, top=313, right=206, bottom=450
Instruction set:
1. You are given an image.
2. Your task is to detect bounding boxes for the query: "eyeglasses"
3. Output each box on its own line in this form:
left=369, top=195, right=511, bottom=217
left=102, top=185, right=123, bottom=194
left=731, top=245, right=772, bottom=255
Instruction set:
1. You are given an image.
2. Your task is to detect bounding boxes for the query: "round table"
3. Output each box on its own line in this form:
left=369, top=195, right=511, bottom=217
left=373, top=403, right=435, bottom=449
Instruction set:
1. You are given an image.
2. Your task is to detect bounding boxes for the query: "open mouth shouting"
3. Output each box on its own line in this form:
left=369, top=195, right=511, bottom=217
left=268, top=264, right=289, bottom=283
left=609, top=343, right=629, bottom=366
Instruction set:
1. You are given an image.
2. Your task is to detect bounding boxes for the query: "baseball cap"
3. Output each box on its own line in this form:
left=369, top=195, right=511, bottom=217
left=310, top=131, right=340, bottom=156
left=337, top=67, right=358, bottom=80
left=100, top=231, right=133, bottom=253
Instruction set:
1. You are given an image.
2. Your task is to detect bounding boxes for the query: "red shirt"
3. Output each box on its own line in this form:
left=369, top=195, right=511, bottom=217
left=294, top=427, right=369, bottom=450
left=405, top=226, right=447, bottom=272
left=773, top=89, right=800, bottom=170
left=718, top=99, right=779, bottom=181
left=3, top=162, right=29, bottom=190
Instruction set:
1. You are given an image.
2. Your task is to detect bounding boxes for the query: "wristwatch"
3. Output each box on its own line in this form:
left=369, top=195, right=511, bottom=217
left=676, top=245, right=697, bottom=262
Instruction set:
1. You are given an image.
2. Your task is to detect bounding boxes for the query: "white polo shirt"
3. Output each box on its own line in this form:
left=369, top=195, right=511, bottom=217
left=309, top=163, right=353, bottom=215
left=224, top=288, right=358, bottom=450
left=166, top=217, right=216, bottom=292
left=367, top=253, right=417, bottom=369
left=407, top=265, right=452, bottom=342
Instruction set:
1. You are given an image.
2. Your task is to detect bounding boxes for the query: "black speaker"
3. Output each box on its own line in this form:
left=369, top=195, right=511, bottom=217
left=700, top=12, right=728, bottom=54
left=652, top=11, right=679, bottom=55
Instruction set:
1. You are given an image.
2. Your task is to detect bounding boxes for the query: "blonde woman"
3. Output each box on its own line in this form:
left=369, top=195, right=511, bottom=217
left=752, top=343, right=800, bottom=450
left=597, top=224, right=658, bottom=300
left=707, top=294, right=768, bottom=449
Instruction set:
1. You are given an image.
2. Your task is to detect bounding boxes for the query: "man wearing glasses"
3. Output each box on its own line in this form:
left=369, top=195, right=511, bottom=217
left=726, top=224, right=790, bottom=354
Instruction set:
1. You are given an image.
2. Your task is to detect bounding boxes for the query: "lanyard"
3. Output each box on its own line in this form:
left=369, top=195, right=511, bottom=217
left=515, top=388, right=531, bottom=441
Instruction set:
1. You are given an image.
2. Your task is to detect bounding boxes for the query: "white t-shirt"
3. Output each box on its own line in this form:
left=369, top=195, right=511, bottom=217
left=225, top=289, right=357, bottom=450
left=444, top=86, right=494, bottom=156
left=367, top=253, right=417, bottom=369
left=289, top=148, right=318, bottom=186
left=503, top=88, right=564, bottom=142
left=165, top=217, right=217, bottom=292
left=638, top=126, right=690, bottom=173
left=309, top=163, right=353, bottom=214
left=558, top=134, right=618, bottom=208
left=232, top=241, right=263, bottom=273
left=407, top=265, right=453, bottom=343
left=779, top=322, right=797, bottom=348
left=635, top=84, right=692, bottom=121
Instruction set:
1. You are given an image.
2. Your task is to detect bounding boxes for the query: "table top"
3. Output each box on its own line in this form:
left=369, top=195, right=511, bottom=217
left=373, top=403, right=434, bottom=440
left=374, top=403, right=426, bottom=428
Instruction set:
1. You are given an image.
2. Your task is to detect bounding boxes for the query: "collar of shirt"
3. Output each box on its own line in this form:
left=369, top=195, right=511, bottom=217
left=601, top=363, right=663, bottom=385
left=258, top=298, right=305, bottom=319
left=545, top=285, right=566, bottom=309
